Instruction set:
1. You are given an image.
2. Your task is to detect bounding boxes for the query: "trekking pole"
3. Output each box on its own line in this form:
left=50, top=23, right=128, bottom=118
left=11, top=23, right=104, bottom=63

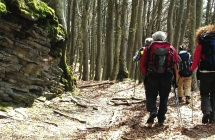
left=133, top=62, right=138, bottom=96
left=191, top=74, right=196, bottom=124
left=191, top=90, right=194, bottom=123
left=172, top=83, right=183, bottom=129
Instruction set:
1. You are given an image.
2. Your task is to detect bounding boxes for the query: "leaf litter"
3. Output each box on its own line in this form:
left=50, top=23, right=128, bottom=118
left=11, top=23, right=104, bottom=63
left=0, top=80, right=215, bottom=139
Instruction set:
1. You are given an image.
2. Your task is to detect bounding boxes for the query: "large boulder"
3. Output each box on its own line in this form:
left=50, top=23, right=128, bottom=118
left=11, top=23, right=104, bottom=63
left=0, top=0, right=66, bottom=106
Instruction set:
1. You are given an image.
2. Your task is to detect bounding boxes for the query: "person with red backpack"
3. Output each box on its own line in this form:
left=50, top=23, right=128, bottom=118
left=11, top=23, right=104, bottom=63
left=190, top=24, right=215, bottom=124
left=139, top=31, right=179, bottom=126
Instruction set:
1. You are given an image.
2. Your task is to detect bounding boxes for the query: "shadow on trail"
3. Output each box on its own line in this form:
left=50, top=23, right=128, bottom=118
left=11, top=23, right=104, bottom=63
left=183, top=124, right=215, bottom=139
left=73, top=102, right=170, bottom=139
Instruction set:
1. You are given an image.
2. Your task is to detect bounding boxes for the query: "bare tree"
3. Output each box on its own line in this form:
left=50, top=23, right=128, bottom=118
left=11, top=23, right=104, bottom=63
left=130, top=0, right=144, bottom=79
left=196, top=0, right=203, bottom=28
left=127, top=0, right=138, bottom=74
left=167, top=0, right=176, bottom=43
left=94, top=0, right=103, bottom=81
left=110, top=0, right=121, bottom=80
left=179, top=1, right=189, bottom=46
left=187, top=0, right=198, bottom=91
left=173, top=0, right=185, bottom=50
left=117, top=0, right=129, bottom=81
left=103, top=0, right=114, bottom=80
left=205, top=0, right=212, bottom=25
left=81, top=0, right=91, bottom=81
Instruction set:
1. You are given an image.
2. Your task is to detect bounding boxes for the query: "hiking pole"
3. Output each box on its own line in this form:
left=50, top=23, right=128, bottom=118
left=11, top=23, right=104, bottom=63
left=191, top=74, right=196, bottom=124
left=133, top=62, right=138, bottom=96
left=172, top=83, right=183, bottom=129
left=191, top=89, right=194, bottom=124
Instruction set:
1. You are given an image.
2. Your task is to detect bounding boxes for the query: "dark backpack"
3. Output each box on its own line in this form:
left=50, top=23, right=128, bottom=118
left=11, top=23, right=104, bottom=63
left=200, top=33, right=215, bottom=66
left=178, top=52, right=192, bottom=77
left=147, top=42, right=174, bottom=73
left=133, top=45, right=150, bottom=61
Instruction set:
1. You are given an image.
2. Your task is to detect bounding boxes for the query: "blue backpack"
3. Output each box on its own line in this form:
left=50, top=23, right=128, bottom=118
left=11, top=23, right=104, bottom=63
left=200, top=33, right=215, bottom=66
left=178, top=51, right=192, bottom=77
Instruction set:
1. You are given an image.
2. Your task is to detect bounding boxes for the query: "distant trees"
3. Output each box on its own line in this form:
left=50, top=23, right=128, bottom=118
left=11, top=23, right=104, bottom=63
left=42, top=0, right=215, bottom=86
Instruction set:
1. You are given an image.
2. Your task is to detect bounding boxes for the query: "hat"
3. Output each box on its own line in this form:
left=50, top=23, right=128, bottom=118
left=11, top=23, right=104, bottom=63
left=145, top=38, right=153, bottom=45
left=152, top=31, right=167, bottom=41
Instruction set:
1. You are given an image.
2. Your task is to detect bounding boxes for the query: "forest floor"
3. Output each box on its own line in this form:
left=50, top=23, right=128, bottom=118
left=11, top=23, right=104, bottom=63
left=0, top=80, right=215, bottom=140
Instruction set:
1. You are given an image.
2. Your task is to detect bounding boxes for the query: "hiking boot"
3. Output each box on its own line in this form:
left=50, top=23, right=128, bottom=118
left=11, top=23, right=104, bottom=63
left=178, top=97, right=184, bottom=103
left=209, top=114, right=215, bottom=124
left=155, top=122, right=164, bottom=127
left=202, top=111, right=210, bottom=124
left=146, top=112, right=157, bottom=124
left=186, top=96, right=191, bottom=104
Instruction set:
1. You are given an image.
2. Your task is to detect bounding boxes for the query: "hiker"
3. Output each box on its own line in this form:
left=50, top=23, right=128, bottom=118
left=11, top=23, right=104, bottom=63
left=177, top=45, right=193, bottom=104
left=190, top=24, right=215, bottom=124
left=133, top=37, right=154, bottom=61
left=139, top=31, right=179, bottom=126
left=133, top=37, right=153, bottom=85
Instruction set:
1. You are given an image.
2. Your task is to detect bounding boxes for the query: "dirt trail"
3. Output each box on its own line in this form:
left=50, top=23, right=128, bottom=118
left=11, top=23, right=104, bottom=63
left=0, top=81, right=215, bottom=140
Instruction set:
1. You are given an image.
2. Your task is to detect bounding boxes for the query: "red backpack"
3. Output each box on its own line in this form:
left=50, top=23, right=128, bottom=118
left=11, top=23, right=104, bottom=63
left=147, top=42, right=174, bottom=73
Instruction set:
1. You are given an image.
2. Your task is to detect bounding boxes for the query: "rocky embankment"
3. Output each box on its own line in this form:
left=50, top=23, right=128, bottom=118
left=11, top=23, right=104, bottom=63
left=0, top=18, right=64, bottom=106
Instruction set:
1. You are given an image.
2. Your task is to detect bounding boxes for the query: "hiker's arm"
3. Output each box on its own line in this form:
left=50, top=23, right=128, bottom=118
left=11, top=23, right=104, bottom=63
left=190, top=44, right=202, bottom=71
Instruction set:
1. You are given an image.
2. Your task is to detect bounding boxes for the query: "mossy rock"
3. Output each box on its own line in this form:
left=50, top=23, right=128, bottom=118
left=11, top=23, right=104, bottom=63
left=2, top=0, right=65, bottom=58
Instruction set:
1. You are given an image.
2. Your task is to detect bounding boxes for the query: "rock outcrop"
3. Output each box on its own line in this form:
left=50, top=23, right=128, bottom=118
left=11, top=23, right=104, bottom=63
left=0, top=2, right=65, bottom=106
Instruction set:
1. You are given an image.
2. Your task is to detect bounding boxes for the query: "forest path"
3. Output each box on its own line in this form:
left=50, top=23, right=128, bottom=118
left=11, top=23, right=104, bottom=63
left=0, top=80, right=215, bottom=140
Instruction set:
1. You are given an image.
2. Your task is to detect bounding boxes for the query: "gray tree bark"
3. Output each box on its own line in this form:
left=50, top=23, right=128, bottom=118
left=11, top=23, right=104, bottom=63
left=81, top=0, right=90, bottom=81
left=94, top=0, right=103, bottom=81
left=103, top=0, right=114, bottom=80
left=167, top=0, right=175, bottom=43
left=127, top=0, right=138, bottom=75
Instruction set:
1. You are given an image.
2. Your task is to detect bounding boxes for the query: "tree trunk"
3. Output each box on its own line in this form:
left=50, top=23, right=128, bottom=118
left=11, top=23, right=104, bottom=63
left=104, top=0, right=114, bottom=80
left=117, top=0, right=129, bottom=81
left=188, top=0, right=198, bottom=91
left=196, top=0, right=203, bottom=28
left=205, top=0, right=212, bottom=25
left=94, top=0, right=103, bottom=81
left=167, top=0, right=175, bottom=43
left=179, top=1, right=189, bottom=46
left=172, top=0, right=185, bottom=50
left=127, top=0, right=138, bottom=74
left=130, top=0, right=143, bottom=79
left=155, top=0, right=164, bottom=31
left=81, top=0, right=90, bottom=81
left=90, top=0, right=97, bottom=80
left=110, top=0, right=121, bottom=80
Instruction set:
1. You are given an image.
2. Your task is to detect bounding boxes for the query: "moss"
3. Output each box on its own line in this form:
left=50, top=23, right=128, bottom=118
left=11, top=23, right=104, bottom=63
left=3, top=0, right=65, bottom=58
left=0, top=101, right=11, bottom=111
left=1, top=0, right=76, bottom=92
left=0, top=1, right=7, bottom=15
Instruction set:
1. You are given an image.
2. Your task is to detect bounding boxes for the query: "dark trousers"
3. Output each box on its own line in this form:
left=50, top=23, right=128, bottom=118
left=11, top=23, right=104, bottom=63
left=199, top=72, right=215, bottom=118
left=145, top=73, right=172, bottom=121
